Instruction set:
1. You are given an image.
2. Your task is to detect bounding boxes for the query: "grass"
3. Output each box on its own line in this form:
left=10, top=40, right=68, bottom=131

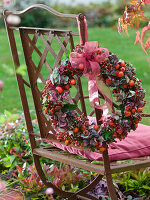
left=0, top=26, right=150, bottom=125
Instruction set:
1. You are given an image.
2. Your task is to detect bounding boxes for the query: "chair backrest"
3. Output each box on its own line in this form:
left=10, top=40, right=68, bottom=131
left=3, top=4, right=95, bottom=142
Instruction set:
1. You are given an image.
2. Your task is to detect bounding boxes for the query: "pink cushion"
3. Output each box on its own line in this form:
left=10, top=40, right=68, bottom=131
left=48, top=123, right=150, bottom=162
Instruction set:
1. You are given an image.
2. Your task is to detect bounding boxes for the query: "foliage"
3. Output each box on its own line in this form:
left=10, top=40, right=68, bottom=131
left=11, top=163, right=92, bottom=199
left=0, top=188, right=24, bottom=200
left=0, top=111, right=32, bottom=171
left=44, top=164, right=90, bottom=193
left=113, top=168, right=150, bottom=197
left=118, top=0, right=150, bottom=54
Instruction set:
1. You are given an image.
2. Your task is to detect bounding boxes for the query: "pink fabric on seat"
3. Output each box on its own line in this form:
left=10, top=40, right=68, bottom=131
left=48, top=123, right=150, bottom=162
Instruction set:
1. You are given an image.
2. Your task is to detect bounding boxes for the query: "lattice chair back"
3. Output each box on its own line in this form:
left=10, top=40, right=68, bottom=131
left=4, top=5, right=87, bottom=142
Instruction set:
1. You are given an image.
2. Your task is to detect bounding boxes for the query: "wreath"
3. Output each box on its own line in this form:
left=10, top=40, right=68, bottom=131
left=42, top=41, right=145, bottom=152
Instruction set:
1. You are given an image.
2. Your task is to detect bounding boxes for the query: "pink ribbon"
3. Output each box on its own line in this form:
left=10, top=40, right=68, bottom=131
left=70, top=17, right=112, bottom=119
left=70, top=41, right=112, bottom=117
left=76, top=16, right=89, bottom=45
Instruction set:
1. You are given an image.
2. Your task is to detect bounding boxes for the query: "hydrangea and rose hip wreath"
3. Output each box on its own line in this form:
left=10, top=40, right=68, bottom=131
left=42, top=24, right=145, bottom=153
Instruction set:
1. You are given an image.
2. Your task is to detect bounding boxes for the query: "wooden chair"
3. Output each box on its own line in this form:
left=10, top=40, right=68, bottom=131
left=4, top=4, right=150, bottom=200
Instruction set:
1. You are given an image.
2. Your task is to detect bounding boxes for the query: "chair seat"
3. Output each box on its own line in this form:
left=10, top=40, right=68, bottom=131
left=48, top=121, right=150, bottom=162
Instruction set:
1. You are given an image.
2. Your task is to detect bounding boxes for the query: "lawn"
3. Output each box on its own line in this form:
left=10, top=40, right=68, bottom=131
left=0, top=26, right=150, bottom=125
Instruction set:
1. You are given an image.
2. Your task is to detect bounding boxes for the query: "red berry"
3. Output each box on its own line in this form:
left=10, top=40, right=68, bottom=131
left=96, top=49, right=102, bottom=54
left=135, top=123, right=138, bottom=129
left=109, top=121, right=115, bottom=127
left=99, top=146, right=106, bottom=152
left=44, top=107, right=48, bottom=114
left=95, top=141, right=99, bottom=147
left=123, top=84, right=127, bottom=89
left=124, top=111, right=132, bottom=117
left=64, top=84, right=70, bottom=90
left=125, top=106, right=132, bottom=111
left=70, top=79, right=76, bottom=85
left=129, top=80, right=134, bottom=87
left=113, top=88, right=117, bottom=93
left=78, top=63, right=84, bottom=71
left=115, top=64, right=120, bottom=70
left=94, top=125, right=99, bottom=131
left=121, top=67, right=125, bottom=72
left=137, top=107, right=143, bottom=113
left=116, top=129, right=123, bottom=134
left=106, top=78, right=112, bottom=84
left=73, top=127, right=79, bottom=133
left=65, top=140, right=70, bottom=145
left=113, top=132, right=117, bottom=138
left=131, top=108, right=136, bottom=113
left=80, top=126, right=85, bottom=131
left=83, top=130, right=89, bottom=136
left=120, top=62, right=125, bottom=67
left=117, top=71, right=124, bottom=77
left=56, top=86, right=63, bottom=94
left=49, top=108, right=55, bottom=115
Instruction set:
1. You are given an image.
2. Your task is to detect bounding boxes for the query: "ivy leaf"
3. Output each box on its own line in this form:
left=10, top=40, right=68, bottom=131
left=62, top=104, right=77, bottom=112
left=127, top=90, right=136, bottom=98
left=62, top=75, right=69, bottom=84
left=102, top=130, right=113, bottom=141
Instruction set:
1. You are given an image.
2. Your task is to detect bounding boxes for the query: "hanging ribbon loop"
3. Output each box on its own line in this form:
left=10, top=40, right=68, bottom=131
left=70, top=17, right=113, bottom=119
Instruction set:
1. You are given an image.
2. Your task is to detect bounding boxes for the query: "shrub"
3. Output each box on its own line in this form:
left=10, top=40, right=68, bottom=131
left=0, top=111, right=32, bottom=171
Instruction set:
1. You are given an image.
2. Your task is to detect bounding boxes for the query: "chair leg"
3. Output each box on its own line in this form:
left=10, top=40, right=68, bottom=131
left=103, top=149, right=118, bottom=200
left=33, top=154, right=73, bottom=198
left=76, top=193, right=99, bottom=200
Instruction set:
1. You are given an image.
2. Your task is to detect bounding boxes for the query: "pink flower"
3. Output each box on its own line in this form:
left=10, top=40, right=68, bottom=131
left=0, top=80, right=3, bottom=91
left=4, top=0, right=11, bottom=4
left=0, top=182, right=6, bottom=191
left=46, top=188, right=54, bottom=195
left=145, top=0, right=150, bottom=4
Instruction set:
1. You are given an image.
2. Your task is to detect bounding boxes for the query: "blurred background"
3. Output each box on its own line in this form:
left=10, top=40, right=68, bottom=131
left=1, top=0, right=148, bottom=28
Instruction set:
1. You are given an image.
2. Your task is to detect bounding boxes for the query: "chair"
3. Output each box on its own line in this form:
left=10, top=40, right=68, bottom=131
left=4, top=4, right=150, bottom=200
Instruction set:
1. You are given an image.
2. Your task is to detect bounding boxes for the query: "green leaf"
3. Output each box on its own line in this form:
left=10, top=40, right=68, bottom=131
left=62, top=104, right=77, bottom=112
left=4, top=110, right=12, bottom=118
left=141, top=185, right=150, bottom=190
left=16, top=65, right=27, bottom=76
left=8, top=155, right=18, bottom=164
left=0, top=115, right=5, bottom=124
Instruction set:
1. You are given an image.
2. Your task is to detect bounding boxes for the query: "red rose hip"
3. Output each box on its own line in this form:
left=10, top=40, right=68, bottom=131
left=64, top=84, right=70, bottom=90
left=78, top=63, right=84, bottom=71
left=70, top=79, right=76, bottom=85
left=56, top=86, right=63, bottom=94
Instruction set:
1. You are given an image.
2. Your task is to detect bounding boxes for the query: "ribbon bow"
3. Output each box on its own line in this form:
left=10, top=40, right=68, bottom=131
left=70, top=41, right=112, bottom=118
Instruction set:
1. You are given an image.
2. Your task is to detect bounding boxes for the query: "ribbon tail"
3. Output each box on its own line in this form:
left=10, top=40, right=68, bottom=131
left=76, top=16, right=89, bottom=45
left=96, top=76, right=113, bottom=118
left=88, top=79, right=101, bottom=109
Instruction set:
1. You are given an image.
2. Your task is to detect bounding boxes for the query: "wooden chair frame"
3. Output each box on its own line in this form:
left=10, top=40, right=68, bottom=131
left=3, top=4, right=150, bottom=200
